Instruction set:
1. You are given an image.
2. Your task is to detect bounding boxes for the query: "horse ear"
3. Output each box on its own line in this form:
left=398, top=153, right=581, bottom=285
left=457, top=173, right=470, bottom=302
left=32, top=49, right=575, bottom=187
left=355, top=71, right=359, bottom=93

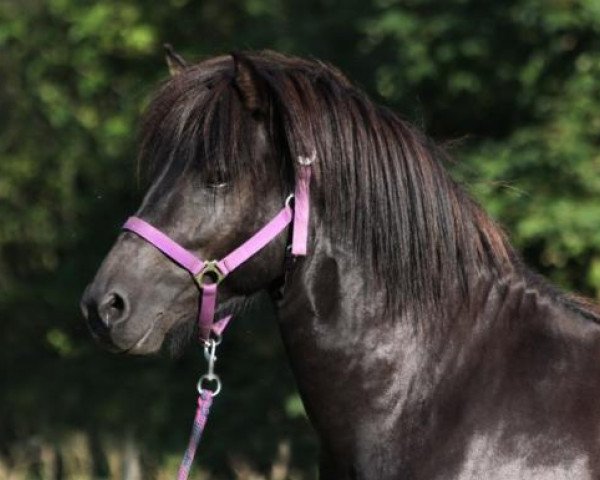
left=231, top=52, right=267, bottom=115
left=164, top=44, right=188, bottom=76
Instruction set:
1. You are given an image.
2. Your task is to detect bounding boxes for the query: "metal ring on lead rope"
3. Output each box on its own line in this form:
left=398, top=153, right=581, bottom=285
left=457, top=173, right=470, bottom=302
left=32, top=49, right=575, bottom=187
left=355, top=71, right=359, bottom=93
left=197, top=374, right=222, bottom=396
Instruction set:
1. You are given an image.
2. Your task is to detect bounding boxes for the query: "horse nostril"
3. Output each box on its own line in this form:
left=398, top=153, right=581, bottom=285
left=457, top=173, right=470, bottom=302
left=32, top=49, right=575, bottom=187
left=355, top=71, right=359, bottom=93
left=99, top=292, right=128, bottom=325
left=80, top=287, right=129, bottom=337
left=81, top=286, right=111, bottom=339
left=108, top=292, right=125, bottom=312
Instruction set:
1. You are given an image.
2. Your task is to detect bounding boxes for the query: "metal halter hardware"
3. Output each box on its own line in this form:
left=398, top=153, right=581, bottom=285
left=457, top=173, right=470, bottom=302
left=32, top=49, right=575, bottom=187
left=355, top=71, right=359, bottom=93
left=197, top=338, right=221, bottom=396
left=194, top=261, right=226, bottom=287
left=297, top=149, right=316, bottom=166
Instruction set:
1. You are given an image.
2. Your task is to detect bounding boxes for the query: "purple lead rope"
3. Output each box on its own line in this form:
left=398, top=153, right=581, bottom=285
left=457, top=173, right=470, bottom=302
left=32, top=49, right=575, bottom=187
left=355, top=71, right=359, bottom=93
left=123, top=157, right=313, bottom=480
left=177, top=392, right=214, bottom=480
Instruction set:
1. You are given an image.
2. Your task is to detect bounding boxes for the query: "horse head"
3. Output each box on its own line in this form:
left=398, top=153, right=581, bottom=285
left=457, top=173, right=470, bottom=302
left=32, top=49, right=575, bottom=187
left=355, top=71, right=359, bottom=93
left=81, top=52, right=292, bottom=354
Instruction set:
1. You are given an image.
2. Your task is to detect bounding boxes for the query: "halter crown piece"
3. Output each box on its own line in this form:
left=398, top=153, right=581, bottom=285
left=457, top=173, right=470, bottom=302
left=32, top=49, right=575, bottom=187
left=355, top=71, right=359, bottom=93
left=122, top=157, right=313, bottom=480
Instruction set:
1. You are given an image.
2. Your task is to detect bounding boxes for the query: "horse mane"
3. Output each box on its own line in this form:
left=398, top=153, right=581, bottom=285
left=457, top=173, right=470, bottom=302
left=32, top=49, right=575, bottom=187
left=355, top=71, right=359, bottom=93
left=138, top=50, right=599, bottom=320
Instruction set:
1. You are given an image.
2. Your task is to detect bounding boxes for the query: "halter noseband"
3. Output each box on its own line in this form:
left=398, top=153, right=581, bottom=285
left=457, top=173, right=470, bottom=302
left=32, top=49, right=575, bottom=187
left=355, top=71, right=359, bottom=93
left=121, top=160, right=312, bottom=479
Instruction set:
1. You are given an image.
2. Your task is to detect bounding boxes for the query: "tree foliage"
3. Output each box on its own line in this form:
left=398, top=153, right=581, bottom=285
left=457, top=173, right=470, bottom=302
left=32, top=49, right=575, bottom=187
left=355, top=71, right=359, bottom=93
left=0, top=0, right=598, bottom=478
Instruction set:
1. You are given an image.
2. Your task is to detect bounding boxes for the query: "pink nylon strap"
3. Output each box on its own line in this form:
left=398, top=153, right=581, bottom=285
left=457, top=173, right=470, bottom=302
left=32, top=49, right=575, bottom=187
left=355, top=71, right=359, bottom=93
left=198, top=283, right=218, bottom=340
left=123, top=218, right=204, bottom=276
left=291, top=165, right=311, bottom=256
left=218, top=206, right=293, bottom=273
left=210, top=315, right=232, bottom=337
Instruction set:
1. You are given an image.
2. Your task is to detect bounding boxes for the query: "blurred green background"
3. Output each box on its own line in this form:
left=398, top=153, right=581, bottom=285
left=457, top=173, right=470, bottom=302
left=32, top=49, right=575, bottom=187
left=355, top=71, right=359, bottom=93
left=1, top=0, right=599, bottom=478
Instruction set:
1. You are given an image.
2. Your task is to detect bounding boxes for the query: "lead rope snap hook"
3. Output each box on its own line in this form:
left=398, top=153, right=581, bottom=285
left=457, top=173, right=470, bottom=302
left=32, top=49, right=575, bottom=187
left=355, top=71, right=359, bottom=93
left=198, top=338, right=222, bottom=396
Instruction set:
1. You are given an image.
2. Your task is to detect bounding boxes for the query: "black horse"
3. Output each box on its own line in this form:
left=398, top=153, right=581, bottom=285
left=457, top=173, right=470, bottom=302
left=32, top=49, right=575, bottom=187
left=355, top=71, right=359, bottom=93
left=81, top=50, right=600, bottom=479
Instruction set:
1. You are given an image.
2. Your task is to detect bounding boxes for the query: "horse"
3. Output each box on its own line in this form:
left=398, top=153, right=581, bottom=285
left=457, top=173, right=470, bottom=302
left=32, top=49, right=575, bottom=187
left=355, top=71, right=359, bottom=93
left=80, top=49, right=600, bottom=479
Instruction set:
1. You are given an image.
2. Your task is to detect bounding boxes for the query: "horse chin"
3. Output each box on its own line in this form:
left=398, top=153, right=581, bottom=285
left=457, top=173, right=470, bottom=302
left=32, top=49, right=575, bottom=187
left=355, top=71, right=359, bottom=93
left=124, top=330, right=165, bottom=355
left=164, top=318, right=196, bottom=358
left=99, top=317, right=167, bottom=355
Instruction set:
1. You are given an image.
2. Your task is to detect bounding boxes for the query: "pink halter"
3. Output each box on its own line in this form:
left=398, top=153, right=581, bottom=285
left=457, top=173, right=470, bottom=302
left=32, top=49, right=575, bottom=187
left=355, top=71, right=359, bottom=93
left=122, top=164, right=311, bottom=341
left=122, top=161, right=312, bottom=480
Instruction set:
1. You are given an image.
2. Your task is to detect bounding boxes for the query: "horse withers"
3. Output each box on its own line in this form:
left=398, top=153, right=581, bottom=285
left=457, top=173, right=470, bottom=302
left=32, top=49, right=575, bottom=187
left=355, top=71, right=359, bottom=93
left=81, top=49, right=600, bottom=479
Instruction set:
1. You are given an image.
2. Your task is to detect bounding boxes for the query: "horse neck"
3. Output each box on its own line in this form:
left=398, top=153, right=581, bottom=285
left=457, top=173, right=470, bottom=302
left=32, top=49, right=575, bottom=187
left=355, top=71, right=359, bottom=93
left=273, top=217, right=589, bottom=474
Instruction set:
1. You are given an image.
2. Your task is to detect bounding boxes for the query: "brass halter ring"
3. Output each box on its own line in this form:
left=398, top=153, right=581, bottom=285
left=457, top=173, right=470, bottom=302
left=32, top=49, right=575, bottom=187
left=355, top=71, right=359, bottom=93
left=194, top=260, right=226, bottom=287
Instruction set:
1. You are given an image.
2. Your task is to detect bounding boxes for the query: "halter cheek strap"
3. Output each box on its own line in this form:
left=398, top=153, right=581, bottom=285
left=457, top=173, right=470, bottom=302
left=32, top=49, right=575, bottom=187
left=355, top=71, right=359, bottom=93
left=291, top=163, right=311, bottom=256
